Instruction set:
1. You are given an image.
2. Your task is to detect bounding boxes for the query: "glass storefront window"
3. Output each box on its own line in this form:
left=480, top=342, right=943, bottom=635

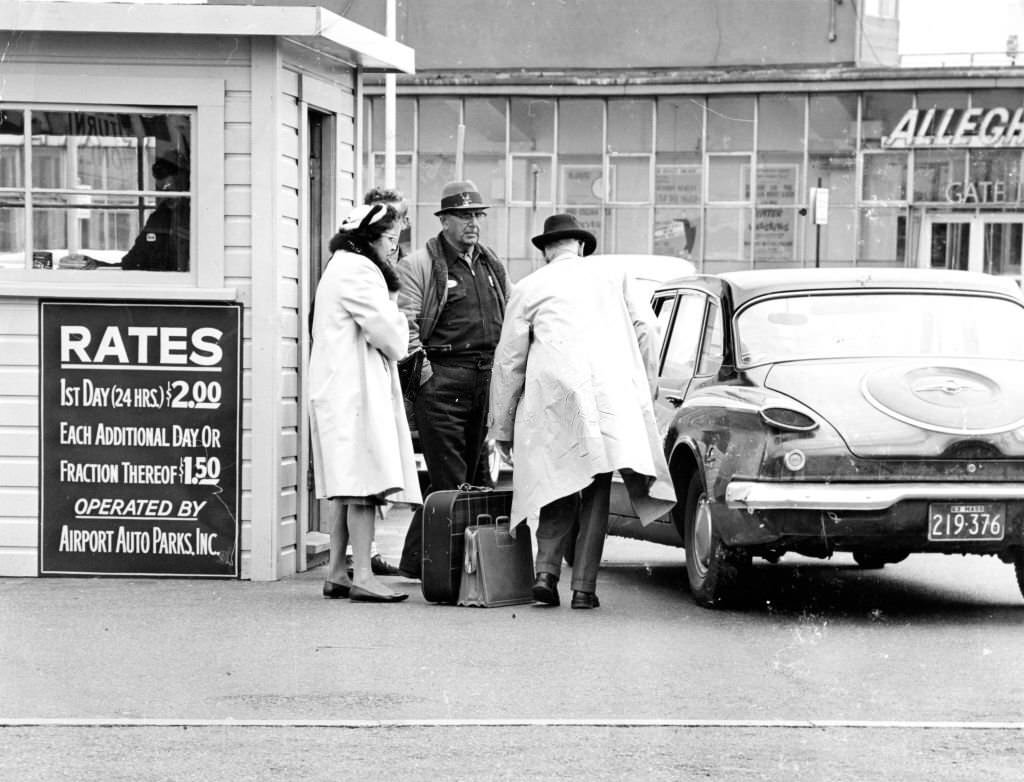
left=511, top=154, right=553, bottom=203
left=654, top=206, right=700, bottom=260
left=607, top=206, right=651, bottom=254
left=862, top=151, right=908, bottom=201
left=805, top=206, right=857, bottom=265
left=559, top=99, right=603, bottom=154
left=705, top=207, right=751, bottom=266
left=657, top=97, right=703, bottom=154
left=417, top=97, right=459, bottom=201
left=757, top=95, right=804, bottom=207
left=707, top=96, right=754, bottom=152
left=707, top=154, right=751, bottom=202
left=758, top=95, right=804, bottom=153
left=369, top=96, right=415, bottom=151
left=913, top=148, right=966, bottom=202
left=610, top=155, right=651, bottom=203
left=808, top=94, right=857, bottom=205
left=510, top=98, right=554, bottom=153
left=507, top=205, right=545, bottom=279
left=858, top=206, right=907, bottom=266
left=862, top=91, right=913, bottom=149
left=969, top=149, right=1022, bottom=201
left=608, top=99, right=652, bottom=154
left=1, top=107, right=191, bottom=271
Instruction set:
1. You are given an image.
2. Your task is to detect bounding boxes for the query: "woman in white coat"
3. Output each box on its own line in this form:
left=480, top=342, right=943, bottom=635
left=309, top=203, right=422, bottom=602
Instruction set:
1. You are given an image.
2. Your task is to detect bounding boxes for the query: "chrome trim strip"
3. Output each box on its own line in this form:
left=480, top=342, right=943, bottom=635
left=726, top=481, right=1024, bottom=511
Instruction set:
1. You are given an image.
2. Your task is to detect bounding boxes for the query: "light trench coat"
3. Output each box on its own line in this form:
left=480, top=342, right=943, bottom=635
left=308, top=250, right=422, bottom=505
left=488, top=253, right=676, bottom=529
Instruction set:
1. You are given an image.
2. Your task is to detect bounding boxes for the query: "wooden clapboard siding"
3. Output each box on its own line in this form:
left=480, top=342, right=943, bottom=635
left=0, top=299, right=41, bottom=576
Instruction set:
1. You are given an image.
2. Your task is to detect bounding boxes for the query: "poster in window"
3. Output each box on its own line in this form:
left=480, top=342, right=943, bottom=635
left=655, top=164, right=702, bottom=205
left=747, top=207, right=796, bottom=262
left=561, top=165, right=606, bottom=204
left=742, top=163, right=798, bottom=204
left=38, top=301, right=242, bottom=577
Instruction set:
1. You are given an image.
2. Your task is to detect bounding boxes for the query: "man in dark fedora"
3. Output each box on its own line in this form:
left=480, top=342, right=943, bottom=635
left=488, top=213, right=676, bottom=609
left=395, top=180, right=510, bottom=579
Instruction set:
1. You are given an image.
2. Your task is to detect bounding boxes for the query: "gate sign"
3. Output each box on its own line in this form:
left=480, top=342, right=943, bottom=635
left=39, top=302, right=242, bottom=577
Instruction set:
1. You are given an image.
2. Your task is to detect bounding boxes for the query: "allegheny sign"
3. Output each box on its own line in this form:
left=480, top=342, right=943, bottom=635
left=882, top=107, right=1024, bottom=148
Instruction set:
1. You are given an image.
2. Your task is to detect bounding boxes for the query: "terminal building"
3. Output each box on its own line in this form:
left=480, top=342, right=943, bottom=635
left=341, top=0, right=1024, bottom=284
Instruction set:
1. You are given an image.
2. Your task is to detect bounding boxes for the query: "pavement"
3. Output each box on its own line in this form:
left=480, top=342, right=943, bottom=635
left=0, top=503, right=683, bottom=724
left=5, top=507, right=1024, bottom=781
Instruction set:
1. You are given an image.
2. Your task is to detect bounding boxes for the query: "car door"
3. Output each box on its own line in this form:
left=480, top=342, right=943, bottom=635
left=608, top=288, right=711, bottom=541
left=655, top=289, right=712, bottom=429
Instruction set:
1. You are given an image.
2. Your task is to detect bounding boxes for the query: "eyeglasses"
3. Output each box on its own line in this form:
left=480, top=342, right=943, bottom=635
left=450, top=210, right=487, bottom=223
left=381, top=232, right=402, bottom=247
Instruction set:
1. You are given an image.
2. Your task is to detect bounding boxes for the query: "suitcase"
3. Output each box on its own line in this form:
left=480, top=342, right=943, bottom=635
left=457, top=519, right=534, bottom=607
left=421, top=488, right=515, bottom=604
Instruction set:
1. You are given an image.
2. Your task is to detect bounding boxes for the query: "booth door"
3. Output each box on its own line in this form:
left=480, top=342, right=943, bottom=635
left=918, top=213, right=1024, bottom=282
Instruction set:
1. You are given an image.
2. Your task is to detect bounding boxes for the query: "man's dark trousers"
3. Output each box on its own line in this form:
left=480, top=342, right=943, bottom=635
left=399, top=359, right=492, bottom=576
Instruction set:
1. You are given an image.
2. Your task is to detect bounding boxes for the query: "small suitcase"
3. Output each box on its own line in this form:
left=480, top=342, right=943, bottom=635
left=421, top=488, right=515, bottom=604
left=457, top=518, right=534, bottom=607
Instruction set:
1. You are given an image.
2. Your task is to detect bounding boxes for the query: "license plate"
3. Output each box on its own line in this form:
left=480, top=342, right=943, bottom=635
left=928, top=503, right=1005, bottom=542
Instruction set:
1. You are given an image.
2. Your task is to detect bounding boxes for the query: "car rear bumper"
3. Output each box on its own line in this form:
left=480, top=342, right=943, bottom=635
left=726, top=481, right=1024, bottom=511
left=720, top=480, right=1024, bottom=555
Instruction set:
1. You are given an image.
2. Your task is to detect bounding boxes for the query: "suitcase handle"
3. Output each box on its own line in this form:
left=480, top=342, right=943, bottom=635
left=464, top=514, right=492, bottom=574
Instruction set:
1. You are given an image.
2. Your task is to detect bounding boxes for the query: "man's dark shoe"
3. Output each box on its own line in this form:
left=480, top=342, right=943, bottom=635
left=371, top=553, right=402, bottom=576
left=532, top=572, right=560, bottom=606
left=571, top=590, right=599, bottom=609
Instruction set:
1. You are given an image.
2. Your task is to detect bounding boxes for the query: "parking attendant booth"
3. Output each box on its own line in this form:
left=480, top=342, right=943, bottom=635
left=0, top=1, right=414, bottom=580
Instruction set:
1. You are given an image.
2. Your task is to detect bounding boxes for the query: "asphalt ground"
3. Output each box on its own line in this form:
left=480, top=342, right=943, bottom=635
left=3, top=505, right=1024, bottom=779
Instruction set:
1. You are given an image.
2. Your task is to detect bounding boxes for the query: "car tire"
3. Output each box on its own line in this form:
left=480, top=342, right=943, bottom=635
left=1013, top=552, right=1024, bottom=601
left=852, top=551, right=887, bottom=570
left=852, top=551, right=908, bottom=569
left=682, top=472, right=747, bottom=608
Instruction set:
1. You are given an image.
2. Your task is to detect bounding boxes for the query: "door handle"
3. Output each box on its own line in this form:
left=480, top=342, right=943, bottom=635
left=664, top=395, right=684, bottom=408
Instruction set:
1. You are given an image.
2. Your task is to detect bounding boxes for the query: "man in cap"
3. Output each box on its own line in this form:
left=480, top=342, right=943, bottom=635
left=122, top=149, right=190, bottom=271
left=487, top=213, right=676, bottom=609
left=395, top=180, right=510, bottom=579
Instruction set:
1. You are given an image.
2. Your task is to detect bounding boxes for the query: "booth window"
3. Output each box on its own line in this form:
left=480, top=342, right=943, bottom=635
left=0, top=107, right=191, bottom=271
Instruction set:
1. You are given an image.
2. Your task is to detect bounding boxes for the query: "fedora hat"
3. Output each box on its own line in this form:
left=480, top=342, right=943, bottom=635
left=434, top=180, right=490, bottom=215
left=531, top=213, right=597, bottom=256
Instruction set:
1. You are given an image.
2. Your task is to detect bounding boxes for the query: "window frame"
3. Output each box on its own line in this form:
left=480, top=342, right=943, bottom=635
left=0, top=72, right=225, bottom=296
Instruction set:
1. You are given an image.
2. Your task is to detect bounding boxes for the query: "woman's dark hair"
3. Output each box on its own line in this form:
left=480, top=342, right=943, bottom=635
left=328, top=203, right=401, bottom=291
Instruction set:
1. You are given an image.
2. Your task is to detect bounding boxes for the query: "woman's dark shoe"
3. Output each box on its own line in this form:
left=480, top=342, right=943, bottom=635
left=531, top=573, right=560, bottom=606
left=349, top=585, right=409, bottom=603
left=322, top=580, right=351, bottom=599
left=571, top=590, right=599, bottom=609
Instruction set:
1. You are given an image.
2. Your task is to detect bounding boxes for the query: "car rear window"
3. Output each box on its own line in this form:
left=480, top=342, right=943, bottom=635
left=735, top=291, right=1024, bottom=365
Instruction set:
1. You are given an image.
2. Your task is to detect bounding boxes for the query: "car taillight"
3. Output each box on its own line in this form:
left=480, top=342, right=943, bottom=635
left=760, top=406, right=818, bottom=432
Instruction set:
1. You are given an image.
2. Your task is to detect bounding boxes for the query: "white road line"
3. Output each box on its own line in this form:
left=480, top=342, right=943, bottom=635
left=2, top=718, right=1024, bottom=729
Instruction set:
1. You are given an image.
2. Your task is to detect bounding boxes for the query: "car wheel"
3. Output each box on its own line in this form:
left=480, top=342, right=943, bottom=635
left=682, top=472, right=747, bottom=608
left=1013, top=552, right=1024, bottom=601
left=852, top=551, right=887, bottom=569
left=852, top=551, right=909, bottom=569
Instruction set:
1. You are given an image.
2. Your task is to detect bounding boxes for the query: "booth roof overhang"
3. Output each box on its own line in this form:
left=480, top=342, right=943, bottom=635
left=0, top=0, right=415, bottom=73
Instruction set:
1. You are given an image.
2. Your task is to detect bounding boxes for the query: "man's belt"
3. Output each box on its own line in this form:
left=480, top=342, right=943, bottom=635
left=426, top=349, right=493, bottom=370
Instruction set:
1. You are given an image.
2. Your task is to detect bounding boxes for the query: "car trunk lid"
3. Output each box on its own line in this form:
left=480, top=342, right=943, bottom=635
left=764, top=358, right=1024, bottom=458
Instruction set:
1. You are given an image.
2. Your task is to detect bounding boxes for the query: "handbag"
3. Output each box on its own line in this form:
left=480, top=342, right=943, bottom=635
left=457, top=515, right=534, bottom=608
left=397, top=348, right=424, bottom=416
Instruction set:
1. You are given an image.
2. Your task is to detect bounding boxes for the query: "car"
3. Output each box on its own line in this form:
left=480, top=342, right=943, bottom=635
left=607, top=267, right=1024, bottom=607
